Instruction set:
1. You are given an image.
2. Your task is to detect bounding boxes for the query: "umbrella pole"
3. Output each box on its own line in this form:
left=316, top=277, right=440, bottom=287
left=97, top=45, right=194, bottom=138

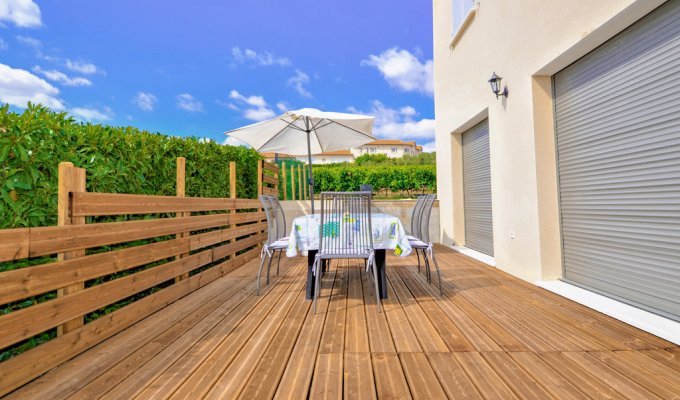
left=306, top=129, right=315, bottom=214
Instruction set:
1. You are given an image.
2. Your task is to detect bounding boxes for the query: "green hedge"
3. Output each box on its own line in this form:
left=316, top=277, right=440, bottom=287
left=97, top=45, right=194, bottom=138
left=0, top=104, right=261, bottom=229
left=312, top=164, right=436, bottom=195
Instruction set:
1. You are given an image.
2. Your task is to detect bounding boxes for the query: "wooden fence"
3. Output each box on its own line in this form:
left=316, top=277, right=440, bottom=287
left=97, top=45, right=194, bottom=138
left=279, top=161, right=308, bottom=201
left=0, top=157, right=278, bottom=396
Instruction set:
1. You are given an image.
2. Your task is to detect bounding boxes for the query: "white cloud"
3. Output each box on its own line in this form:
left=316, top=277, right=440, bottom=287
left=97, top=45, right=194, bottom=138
left=0, top=63, right=64, bottom=109
left=0, top=38, right=8, bottom=50
left=243, top=107, right=276, bottom=121
left=133, top=91, right=158, bottom=111
left=229, top=90, right=266, bottom=108
left=362, top=47, right=433, bottom=96
left=226, top=90, right=277, bottom=122
left=15, top=35, right=41, bottom=48
left=32, top=66, right=92, bottom=87
left=0, top=0, right=41, bottom=28
left=176, top=93, right=203, bottom=112
left=348, top=100, right=435, bottom=142
left=287, top=69, right=311, bottom=98
left=65, top=59, right=101, bottom=75
left=231, top=47, right=291, bottom=67
left=276, top=102, right=289, bottom=112
left=421, top=141, right=436, bottom=152
left=70, top=106, right=113, bottom=121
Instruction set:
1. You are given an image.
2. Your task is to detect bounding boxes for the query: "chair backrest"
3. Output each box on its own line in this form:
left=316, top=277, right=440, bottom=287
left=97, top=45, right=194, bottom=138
left=418, top=194, right=436, bottom=243
left=259, top=195, right=278, bottom=245
left=269, top=196, right=287, bottom=239
left=410, top=195, right=426, bottom=236
left=318, top=192, right=373, bottom=257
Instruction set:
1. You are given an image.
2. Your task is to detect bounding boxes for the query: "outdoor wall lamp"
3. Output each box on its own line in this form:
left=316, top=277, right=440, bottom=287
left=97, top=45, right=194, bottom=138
left=488, top=72, right=508, bottom=99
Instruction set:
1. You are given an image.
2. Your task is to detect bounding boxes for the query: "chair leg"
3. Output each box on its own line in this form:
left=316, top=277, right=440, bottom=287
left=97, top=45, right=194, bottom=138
left=370, top=259, right=382, bottom=312
left=423, top=251, right=431, bottom=283
left=277, top=249, right=282, bottom=275
left=416, top=249, right=421, bottom=273
left=266, top=250, right=275, bottom=285
left=313, top=258, right=322, bottom=314
left=256, top=250, right=269, bottom=296
left=431, top=246, right=443, bottom=295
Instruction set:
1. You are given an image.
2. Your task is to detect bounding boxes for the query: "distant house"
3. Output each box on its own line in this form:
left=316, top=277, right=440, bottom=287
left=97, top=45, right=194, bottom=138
left=259, top=139, right=423, bottom=164
left=296, top=150, right=355, bottom=165
left=351, top=140, right=422, bottom=158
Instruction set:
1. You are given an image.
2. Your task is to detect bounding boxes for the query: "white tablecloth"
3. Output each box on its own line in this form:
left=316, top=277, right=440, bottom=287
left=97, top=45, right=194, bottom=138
left=286, top=213, right=412, bottom=257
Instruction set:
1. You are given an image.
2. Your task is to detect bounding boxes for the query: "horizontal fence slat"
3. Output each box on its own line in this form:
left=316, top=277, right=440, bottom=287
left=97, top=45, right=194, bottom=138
left=262, top=187, right=278, bottom=197
left=0, top=246, right=261, bottom=397
left=72, top=193, right=260, bottom=216
left=0, top=223, right=267, bottom=305
left=263, top=162, right=279, bottom=173
left=262, top=175, right=278, bottom=185
left=25, top=211, right=264, bottom=258
left=0, top=232, right=264, bottom=351
left=0, top=238, right=189, bottom=305
left=0, top=229, right=30, bottom=262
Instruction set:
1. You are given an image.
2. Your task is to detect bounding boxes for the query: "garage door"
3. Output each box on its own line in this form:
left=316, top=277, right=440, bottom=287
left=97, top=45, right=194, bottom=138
left=554, top=0, right=680, bottom=320
left=463, top=119, right=494, bottom=256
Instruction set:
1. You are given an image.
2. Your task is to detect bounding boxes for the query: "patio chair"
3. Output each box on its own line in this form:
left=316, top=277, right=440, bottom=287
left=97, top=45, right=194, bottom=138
left=407, top=195, right=427, bottom=272
left=257, top=195, right=288, bottom=295
left=268, top=196, right=289, bottom=275
left=409, top=194, right=442, bottom=294
left=313, top=191, right=380, bottom=312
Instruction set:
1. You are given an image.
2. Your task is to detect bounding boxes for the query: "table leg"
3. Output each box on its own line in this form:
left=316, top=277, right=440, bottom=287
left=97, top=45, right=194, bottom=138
left=375, top=249, right=387, bottom=299
left=306, top=250, right=317, bottom=300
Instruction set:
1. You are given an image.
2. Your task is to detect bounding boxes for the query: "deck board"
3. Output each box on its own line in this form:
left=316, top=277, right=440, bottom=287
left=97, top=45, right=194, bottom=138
left=4, top=245, right=679, bottom=400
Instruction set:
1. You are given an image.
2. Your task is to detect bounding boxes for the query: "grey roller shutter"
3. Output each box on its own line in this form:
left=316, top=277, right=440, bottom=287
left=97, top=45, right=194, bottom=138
left=554, top=0, right=680, bottom=321
left=463, top=119, right=494, bottom=256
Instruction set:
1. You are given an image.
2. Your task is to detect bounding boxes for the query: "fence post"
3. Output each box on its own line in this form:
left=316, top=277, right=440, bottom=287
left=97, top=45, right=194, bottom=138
left=230, top=161, right=237, bottom=199
left=273, top=163, right=280, bottom=198
left=282, top=161, right=288, bottom=200
left=229, top=161, right=237, bottom=263
left=57, top=161, right=86, bottom=336
left=175, top=157, right=189, bottom=282
left=298, top=164, right=303, bottom=202
left=290, top=164, right=296, bottom=200
left=257, top=160, right=263, bottom=197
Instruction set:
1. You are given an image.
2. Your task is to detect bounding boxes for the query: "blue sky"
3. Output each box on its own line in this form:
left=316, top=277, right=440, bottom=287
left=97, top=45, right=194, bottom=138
left=0, top=0, right=435, bottom=150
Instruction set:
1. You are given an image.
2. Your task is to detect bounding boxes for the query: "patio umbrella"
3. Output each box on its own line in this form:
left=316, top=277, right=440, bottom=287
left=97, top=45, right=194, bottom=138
left=225, top=108, right=375, bottom=213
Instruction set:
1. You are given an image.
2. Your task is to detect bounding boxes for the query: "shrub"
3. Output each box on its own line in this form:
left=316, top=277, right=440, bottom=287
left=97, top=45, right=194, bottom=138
left=312, top=164, right=436, bottom=195
left=0, top=104, right=261, bottom=229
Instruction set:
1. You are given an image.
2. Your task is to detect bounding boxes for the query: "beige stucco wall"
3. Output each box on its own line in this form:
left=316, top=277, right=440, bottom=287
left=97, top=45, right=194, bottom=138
left=433, top=0, right=666, bottom=282
left=280, top=200, right=440, bottom=243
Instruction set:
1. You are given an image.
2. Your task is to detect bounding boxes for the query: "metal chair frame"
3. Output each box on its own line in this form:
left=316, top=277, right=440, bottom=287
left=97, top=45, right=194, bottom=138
left=257, top=195, right=288, bottom=295
left=313, top=191, right=380, bottom=312
left=408, top=195, right=426, bottom=272
left=409, top=194, right=442, bottom=294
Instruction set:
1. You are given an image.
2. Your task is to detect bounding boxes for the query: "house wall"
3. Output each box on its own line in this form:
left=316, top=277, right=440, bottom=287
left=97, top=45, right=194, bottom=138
left=433, top=0, right=666, bottom=282
left=351, top=144, right=422, bottom=158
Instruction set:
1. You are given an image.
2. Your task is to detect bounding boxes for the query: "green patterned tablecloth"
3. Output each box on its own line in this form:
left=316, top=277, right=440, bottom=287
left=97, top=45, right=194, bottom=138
left=286, top=213, right=412, bottom=257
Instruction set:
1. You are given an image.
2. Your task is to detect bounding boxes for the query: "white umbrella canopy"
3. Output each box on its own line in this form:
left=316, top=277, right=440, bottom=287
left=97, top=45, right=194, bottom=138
left=226, top=108, right=375, bottom=155
left=225, top=108, right=376, bottom=212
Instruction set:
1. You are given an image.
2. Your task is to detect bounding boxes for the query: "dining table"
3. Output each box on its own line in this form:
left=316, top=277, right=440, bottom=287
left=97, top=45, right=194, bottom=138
left=286, top=213, right=413, bottom=300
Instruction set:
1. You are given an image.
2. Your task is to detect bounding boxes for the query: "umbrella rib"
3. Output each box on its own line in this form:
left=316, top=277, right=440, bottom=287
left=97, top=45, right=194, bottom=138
left=257, top=115, right=303, bottom=151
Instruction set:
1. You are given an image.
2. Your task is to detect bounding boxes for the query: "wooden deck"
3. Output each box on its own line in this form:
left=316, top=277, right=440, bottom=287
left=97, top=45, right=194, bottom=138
left=5, top=246, right=680, bottom=399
